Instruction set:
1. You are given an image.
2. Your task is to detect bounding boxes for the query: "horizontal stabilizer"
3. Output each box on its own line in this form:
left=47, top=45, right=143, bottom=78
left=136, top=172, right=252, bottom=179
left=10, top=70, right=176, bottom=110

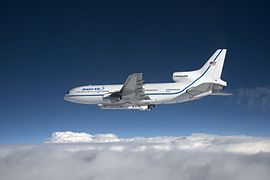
left=210, top=92, right=233, bottom=96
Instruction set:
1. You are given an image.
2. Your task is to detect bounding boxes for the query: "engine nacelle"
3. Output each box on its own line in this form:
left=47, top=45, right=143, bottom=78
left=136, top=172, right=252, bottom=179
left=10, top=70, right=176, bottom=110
left=172, top=71, right=198, bottom=82
left=212, top=84, right=224, bottom=93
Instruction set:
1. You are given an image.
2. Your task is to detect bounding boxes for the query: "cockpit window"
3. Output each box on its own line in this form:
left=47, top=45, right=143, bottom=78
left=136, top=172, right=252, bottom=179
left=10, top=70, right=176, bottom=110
left=66, top=91, right=70, bottom=94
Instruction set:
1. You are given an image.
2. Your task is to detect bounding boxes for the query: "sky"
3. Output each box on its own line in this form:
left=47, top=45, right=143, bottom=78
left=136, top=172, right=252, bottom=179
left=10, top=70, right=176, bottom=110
left=0, top=0, right=270, bottom=143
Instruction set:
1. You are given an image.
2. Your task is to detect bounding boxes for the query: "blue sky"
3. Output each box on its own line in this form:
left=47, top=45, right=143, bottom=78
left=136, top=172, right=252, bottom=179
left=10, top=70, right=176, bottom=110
left=0, top=0, right=270, bottom=143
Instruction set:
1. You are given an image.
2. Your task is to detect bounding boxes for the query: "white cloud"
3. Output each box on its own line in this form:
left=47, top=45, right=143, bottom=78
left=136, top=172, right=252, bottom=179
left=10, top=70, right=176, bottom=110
left=1, top=132, right=270, bottom=180
left=48, top=131, right=120, bottom=143
left=46, top=131, right=270, bottom=154
left=237, top=87, right=270, bottom=111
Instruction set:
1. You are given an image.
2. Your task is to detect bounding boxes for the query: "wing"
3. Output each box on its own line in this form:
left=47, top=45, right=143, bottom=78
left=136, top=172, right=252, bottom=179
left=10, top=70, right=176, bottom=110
left=120, top=73, right=150, bottom=101
left=102, top=73, right=149, bottom=104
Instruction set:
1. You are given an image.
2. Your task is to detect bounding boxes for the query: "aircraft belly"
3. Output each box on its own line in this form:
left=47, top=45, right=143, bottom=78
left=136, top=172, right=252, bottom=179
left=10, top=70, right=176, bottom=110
left=147, top=94, right=179, bottom=104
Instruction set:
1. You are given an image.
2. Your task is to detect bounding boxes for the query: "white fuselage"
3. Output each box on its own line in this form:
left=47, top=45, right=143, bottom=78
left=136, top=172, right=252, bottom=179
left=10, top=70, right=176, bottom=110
left=64, top=82, right=192, bottom=105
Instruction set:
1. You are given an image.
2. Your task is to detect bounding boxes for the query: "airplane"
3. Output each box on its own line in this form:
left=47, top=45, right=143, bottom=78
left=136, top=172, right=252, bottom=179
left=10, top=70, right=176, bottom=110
left=64, top=49, right=231, bottom=111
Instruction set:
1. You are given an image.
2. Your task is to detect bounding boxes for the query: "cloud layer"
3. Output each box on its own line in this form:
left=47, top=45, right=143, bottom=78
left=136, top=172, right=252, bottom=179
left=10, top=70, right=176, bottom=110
left=46, top=131, right=270, bottom=154
left=1, top=132, right=270, bottom=180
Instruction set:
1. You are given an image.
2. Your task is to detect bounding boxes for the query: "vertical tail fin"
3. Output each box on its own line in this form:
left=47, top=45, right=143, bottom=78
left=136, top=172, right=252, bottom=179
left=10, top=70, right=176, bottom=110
left=199, top=49, right=227, bottom=80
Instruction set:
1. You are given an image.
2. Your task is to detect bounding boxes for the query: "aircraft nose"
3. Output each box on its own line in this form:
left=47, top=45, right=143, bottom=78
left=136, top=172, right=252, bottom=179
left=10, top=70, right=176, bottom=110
left=64, top=94, right=70, bottom=101
left=64, top=89, right=72, bottom=102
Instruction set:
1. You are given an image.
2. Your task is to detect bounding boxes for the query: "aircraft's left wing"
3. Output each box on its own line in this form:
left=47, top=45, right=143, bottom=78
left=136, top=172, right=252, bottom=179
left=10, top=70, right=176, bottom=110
left=120, top=73, right=150, bottom=101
